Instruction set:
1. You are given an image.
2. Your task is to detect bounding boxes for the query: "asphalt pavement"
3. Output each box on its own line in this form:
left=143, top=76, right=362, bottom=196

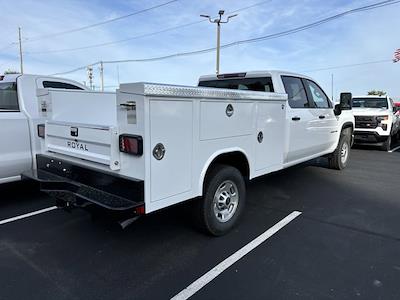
left=0, top=146, right=399, bottom=300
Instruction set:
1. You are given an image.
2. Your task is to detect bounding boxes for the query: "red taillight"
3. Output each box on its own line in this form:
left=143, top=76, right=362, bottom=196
left=135, top=205, right=145, bottom=215
left=119, top=134, right=143, bottom=156
left=37, top=124, right=45, bottom=138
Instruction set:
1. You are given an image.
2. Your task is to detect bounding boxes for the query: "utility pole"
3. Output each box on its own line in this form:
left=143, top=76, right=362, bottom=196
left=100, top=61, right=104, bottom=92
left=201, top=10, right=237, bottom=75
left=331, top=73, right=334, bottom=102
left=18, top=27, right=24, bottom=74
left=87, top=66, right=93, bottom=90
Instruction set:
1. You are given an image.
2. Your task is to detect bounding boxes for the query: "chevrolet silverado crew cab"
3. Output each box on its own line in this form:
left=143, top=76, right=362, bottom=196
left=0, top=73, right=87, bottom=184
left=352, top=95, right=400, bottom=151
left=24, top=70, right=354, bottom=235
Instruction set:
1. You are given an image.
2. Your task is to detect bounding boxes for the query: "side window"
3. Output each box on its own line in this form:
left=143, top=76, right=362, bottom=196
left=281, top=76, right=309, bottom=108
left=0, top=82, right=19, bottom=111
left=304, top=80, right=330, bottom=108
left=42, top=81, right=83, bottom=90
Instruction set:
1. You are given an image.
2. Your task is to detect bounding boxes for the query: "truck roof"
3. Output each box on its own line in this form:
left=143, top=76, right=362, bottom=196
left=352, top=95, right=388, bottom=99
left=198, top=70, right=314, bottom=82
left=0, top=73, right=87, bottom=90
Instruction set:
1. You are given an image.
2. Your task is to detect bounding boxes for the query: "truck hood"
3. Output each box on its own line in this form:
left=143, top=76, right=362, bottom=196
left=352, top=107, right=389, bottom=116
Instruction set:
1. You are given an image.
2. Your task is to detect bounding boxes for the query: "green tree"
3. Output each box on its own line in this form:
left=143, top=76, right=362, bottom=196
left=3, top=69, right=19, bottom=74
left=367, top=90, right=386, bottom=96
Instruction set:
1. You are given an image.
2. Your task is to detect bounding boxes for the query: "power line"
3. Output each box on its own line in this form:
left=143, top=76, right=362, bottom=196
left=51, top=0, right=400, bottom=76
left=218, top=0, right=400, bottom=48
left=302, top=59, right=393, bottom=73
left=27, top=0, right=273, bottom=55
left=26, top=20, right=205, bottom=54
left=0, top=42, right=18, bottom=54
left=24, top=0, right=180, bottom=43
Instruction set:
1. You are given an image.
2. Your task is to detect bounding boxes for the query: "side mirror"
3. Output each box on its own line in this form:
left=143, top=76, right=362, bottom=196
left=334, top=103, right=342, bottom=116
left=339, top=92, right=352, bottom=110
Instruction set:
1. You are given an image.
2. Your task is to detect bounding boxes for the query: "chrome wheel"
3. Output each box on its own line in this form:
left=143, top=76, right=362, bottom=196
left=341, top=140, right=349, bottom=164
left=213, top=180, right=239, bottom=223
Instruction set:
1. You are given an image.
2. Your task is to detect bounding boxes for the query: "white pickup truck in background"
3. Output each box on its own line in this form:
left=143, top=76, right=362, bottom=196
left=352, top=95, right=400, bottom=151
left=0, top=74, right=87, bottom=184
left=24, top=70, right=354, bottom=235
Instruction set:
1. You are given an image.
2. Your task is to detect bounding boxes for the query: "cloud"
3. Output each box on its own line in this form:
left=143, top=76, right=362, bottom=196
left=0, top=0, right=399, bottom=98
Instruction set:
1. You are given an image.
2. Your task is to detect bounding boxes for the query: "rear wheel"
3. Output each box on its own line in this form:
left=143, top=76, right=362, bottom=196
left=381, top=136, right=391, bottom=151
left=194, top=164, right=246, bottom=236
left=328, top=131, right=351, bottom=170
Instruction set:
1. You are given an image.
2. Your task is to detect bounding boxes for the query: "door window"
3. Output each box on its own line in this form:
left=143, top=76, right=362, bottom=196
left=281, top=76, right=309, bottom=108
left=0, top=82, right=19, bottom=111
left=305, top=80, right=330, bottom=108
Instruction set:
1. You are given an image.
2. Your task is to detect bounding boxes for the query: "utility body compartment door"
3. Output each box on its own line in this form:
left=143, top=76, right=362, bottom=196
left=200, top=101, right=254, bottom=140
left=149, top=99, right=193, bottom=202
left=255, top=102, right=285, bottom=172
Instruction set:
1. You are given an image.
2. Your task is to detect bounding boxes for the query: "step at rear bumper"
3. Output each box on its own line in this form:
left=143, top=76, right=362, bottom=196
left=23, top=155, right=144, bottom=212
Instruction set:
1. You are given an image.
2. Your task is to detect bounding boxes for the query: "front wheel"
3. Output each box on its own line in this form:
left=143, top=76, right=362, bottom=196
left=328, top=132, right=350, bottom=170
left=194, top=164, right=246, bottom=236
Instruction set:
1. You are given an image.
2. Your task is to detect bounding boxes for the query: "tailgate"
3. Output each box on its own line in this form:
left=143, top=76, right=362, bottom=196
left=45, top=121, right=121, bottom=170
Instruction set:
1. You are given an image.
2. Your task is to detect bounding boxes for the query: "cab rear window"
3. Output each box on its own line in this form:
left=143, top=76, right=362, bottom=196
left=199, top=77, right=274, bottom=92
left=43, top=81, right=83, bottom=90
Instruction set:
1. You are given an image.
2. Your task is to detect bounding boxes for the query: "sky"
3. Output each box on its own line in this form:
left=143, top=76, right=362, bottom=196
left=0, top=0, right=399, bottom=100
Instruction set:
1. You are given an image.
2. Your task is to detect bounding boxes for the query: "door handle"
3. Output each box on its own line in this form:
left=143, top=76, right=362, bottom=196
left=319, top=115, right=326, bottom=119
left=292, top=117, right=301, bottom=121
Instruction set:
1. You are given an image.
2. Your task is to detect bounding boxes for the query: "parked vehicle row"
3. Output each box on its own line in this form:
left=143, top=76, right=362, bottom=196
left=0, top=74, right=88, bottom=184
left=19, top=70, right=354, bottom=235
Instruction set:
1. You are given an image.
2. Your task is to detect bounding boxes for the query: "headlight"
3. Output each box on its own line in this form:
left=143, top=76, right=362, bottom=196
left=376, top=115, right=389, bottom=122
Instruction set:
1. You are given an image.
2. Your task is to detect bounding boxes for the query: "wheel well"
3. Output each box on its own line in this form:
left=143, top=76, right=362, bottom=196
left=341, top=122, right=354, bottom=134
left=205, top=151, right=250, bottom=181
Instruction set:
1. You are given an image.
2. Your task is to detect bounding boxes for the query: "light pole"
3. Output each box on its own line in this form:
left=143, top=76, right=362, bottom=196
left=100, top=61, right=104, bottom=92
left=18, top=27, right=24, bottom=74
left=201, top=10, right=237, bottom=75
left=87, top=66, right=93, bottom=90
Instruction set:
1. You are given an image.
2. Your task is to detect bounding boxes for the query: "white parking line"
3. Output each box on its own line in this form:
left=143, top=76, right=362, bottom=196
left=0, top=206, right=58, bottom=225
left=389, top=145, right=400, bottom=153
left=171, top=210, right=302, bottom=300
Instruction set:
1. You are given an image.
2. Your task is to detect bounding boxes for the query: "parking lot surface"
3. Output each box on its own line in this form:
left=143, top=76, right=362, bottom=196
left=0, top=147, right=399, bottom=300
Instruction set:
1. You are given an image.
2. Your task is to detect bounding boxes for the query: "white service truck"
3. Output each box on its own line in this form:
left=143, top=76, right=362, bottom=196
left=352, top=95, right=400, bottom=151
left=24, top=71, right=354, bottom=235
left=0, top=74, right=87, bottom=184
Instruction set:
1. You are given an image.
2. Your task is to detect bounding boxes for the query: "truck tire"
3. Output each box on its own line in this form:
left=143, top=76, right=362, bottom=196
left=328, top=131, right=351, bottom=170
left=381, top=136, right=391, bottom=152
left=194, top=164, right=246, bottom=236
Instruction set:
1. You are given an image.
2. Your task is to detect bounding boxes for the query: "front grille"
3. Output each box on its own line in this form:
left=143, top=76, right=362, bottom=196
left=355, top=116, right=377, bottom=129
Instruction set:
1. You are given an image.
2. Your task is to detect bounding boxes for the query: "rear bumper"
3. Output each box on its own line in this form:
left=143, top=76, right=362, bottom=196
left=353, top=131, right=389, bottom=144
left=23, top=155, right=145, bottom=212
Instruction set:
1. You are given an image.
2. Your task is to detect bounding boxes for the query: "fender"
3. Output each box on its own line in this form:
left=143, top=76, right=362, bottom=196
left=198, top=147, right=251, bottom=196
left=338, top=121, right=354, bottom=147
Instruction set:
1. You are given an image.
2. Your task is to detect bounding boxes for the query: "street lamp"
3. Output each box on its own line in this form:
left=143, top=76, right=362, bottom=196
left=201, top=10, right=237, bottom=75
